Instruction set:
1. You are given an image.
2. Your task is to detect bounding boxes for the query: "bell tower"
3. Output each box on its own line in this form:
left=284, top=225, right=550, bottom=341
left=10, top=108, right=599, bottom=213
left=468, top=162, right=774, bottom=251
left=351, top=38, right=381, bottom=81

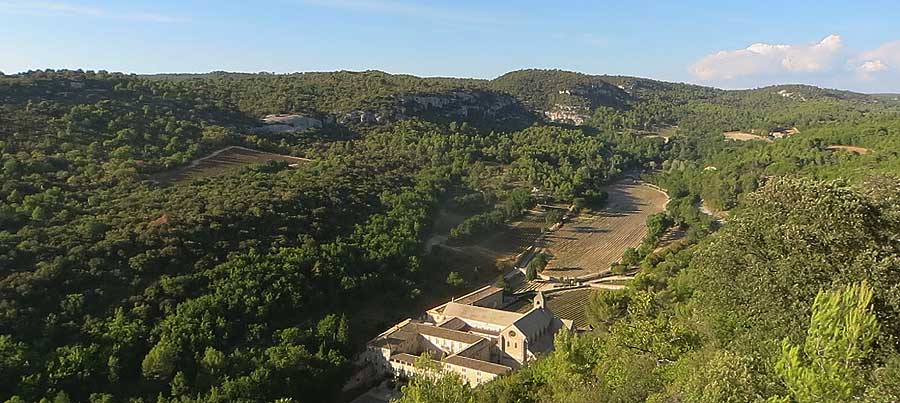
left=533, top=291, right=545, bottom=310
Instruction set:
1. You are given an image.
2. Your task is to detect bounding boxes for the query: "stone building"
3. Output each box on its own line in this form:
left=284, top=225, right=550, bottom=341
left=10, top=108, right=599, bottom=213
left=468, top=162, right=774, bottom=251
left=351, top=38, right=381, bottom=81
left=365, top=286, right=572, bottom=386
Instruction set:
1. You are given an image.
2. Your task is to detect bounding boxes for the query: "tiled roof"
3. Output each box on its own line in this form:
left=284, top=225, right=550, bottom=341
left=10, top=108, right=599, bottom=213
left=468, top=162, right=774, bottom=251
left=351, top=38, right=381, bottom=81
left=511, top=308, right=553, bottom=338
left=438, top=317, right=468, bottom=330
left=416, top=324, right=484, bottom=344
left=444, top=355, right=512, bottom=375
left=441, top=302, right=524, bottom=327
left=453, top=285, right=503, bottom=306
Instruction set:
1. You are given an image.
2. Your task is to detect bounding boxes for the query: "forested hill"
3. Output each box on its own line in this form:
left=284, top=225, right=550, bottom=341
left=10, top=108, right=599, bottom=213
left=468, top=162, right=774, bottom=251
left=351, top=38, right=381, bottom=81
left=1, top=69, right=900, bottom=402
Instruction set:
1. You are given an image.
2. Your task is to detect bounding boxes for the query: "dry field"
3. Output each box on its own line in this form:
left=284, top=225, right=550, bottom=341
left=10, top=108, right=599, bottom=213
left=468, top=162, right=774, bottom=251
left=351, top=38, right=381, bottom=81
left=472, top=210, right=548, bottom=261
left=541, top=181, right=667, bottom=279
left=430, top=209, right=552, bottom=264
left=151, top=146, right=312, bottom=184
left=825, top=145, right=872, bottom=154
left=723, top=131, right=773, bottom=142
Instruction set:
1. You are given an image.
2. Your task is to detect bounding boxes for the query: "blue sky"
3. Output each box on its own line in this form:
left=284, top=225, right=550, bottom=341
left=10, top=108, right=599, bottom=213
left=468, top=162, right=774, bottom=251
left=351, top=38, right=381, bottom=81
left=3, top=0, right=900, bottom=92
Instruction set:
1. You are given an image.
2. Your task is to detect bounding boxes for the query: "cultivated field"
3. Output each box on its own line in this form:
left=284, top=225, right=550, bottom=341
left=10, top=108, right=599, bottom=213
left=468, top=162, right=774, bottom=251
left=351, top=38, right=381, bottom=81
left=723, top=131, right=773, bottom=142
left=429, top=208, right=551, bottom=265
left=540, top=180, right=667, bottom=279
left=151, top=146, right=312, bottom=184
left=473, top=210, right=549, bottom=262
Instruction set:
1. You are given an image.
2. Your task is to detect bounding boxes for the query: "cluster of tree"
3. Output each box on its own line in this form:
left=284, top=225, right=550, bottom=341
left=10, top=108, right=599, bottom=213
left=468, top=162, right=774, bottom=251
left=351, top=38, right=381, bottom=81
left=0, top=71, right=665, bottom=402
left=4, top=68, right=900, bottom=403
left=655, top=114, right=900, bottom=212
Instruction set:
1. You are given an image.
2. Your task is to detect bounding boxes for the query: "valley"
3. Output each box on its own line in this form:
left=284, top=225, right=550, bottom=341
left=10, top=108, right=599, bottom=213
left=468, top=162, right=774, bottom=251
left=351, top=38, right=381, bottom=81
left=2, top=68, right=900, bottom=403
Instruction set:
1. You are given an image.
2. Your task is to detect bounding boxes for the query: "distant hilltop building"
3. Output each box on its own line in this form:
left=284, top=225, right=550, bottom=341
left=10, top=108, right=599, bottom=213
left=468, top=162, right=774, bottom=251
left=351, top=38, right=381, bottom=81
left=770, top=126, right=800, bottom=139
left=365, top=286, right=573, bottom=386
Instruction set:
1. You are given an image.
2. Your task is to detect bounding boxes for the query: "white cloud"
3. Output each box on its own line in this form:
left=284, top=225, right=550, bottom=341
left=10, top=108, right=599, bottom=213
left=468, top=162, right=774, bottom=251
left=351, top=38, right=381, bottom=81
left=691, top=35, right=844, bottom=80
left=859, top=60, right=887, bottom=72
left=0, top=1, right=185, bottom=23
left=852, top=40, right=900, bottom=80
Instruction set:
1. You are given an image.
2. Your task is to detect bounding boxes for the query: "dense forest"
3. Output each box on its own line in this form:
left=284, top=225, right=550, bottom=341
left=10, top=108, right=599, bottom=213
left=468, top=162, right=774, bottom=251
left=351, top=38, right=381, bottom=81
left=1, top=68, right=899, bottom=402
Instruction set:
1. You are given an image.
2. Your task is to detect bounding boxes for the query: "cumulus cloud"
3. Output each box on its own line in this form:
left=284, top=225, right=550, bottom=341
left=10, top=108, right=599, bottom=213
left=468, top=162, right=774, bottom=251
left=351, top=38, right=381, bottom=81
left=853, top=40, right=900, bottom=79
left=691, top=35, right=844, bottom=80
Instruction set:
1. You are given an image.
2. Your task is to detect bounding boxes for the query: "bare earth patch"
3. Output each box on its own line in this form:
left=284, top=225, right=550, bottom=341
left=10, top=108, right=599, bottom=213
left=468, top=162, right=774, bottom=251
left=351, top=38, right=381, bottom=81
left=724, top=131, right=773, bottom=142
left=825, top=145, right=872, bottom=154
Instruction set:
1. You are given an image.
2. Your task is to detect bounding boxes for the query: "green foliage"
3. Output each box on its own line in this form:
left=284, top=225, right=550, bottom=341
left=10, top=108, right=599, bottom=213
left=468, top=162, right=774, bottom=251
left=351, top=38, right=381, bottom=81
left=3, top=69, right=900, bottom=402
left=445, top=271, right=466, bottom=287
left=527, top=252, right=549, bottom=273
left=770, top=282, right=879, bottom=403
left=141, top=340, right=178, bottom=381
left=586, top=289, right=630, bottom=333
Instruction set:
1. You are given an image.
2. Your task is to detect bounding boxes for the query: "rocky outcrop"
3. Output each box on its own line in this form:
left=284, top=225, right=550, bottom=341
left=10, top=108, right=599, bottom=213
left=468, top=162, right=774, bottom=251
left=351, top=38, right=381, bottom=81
left=543, top=104, right=590, bottom=125
left=540, top=82, right=631, bottom=125
left=340, top=110, right=387, bottom=125
left=257, top=113, right=334, bottom=133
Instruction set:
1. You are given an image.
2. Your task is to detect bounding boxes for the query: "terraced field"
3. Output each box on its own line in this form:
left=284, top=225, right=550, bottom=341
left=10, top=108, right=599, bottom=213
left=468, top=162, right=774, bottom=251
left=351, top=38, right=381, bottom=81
left=541, top=180, right=667, bottom=279
left=151, top=146, right=312, bottom=184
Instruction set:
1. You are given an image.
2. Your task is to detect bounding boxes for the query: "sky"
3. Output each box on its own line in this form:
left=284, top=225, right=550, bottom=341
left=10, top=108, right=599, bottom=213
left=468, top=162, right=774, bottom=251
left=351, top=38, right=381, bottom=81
left=3, top=0, right=900, bottom=92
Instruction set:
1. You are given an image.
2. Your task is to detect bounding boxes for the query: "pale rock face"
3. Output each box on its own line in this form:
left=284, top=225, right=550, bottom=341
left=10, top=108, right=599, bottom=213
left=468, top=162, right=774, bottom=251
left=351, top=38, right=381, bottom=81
left=543, top=104, right=589, bottom=125
left=340, top=110, right=385, bottom=125
left=258, top=114, right=331, bottom=133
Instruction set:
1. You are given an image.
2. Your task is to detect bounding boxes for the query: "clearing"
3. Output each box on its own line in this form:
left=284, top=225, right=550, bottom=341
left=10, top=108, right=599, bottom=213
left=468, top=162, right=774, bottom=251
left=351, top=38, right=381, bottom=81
left=653, top=226, right=687, bottom=253
left=699, top=198, right=729, bottom=221
left=723, top=131, right=773, bottom=142
left=427, top=207, right=552, bottom=267
left=825, top=145, right=872, bottom=154
left=540, top=180, right=668, bottom=279
left=151, top=146, right=312, bottom=184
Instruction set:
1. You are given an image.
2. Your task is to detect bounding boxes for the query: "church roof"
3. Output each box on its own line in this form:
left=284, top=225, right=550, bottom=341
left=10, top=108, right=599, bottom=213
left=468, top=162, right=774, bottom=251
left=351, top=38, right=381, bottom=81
left=453, top=285, right=504, bottom=306
left=511, top=308, right=553, bottom=338
left=441, top=302, right=525, bottom=327
left=416, top=324, right=484, bottom=344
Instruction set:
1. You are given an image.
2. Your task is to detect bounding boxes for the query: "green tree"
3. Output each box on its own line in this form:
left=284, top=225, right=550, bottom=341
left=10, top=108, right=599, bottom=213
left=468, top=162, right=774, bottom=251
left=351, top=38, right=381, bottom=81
left=394, top=357, right=476, bottom=403
left=586, top=289, right=629, bottom=333
left=770, top=282, right=879, bottom=403
left=142, top=340, right=178, bottom=381
left=446, top=271, right=465, bottom=287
